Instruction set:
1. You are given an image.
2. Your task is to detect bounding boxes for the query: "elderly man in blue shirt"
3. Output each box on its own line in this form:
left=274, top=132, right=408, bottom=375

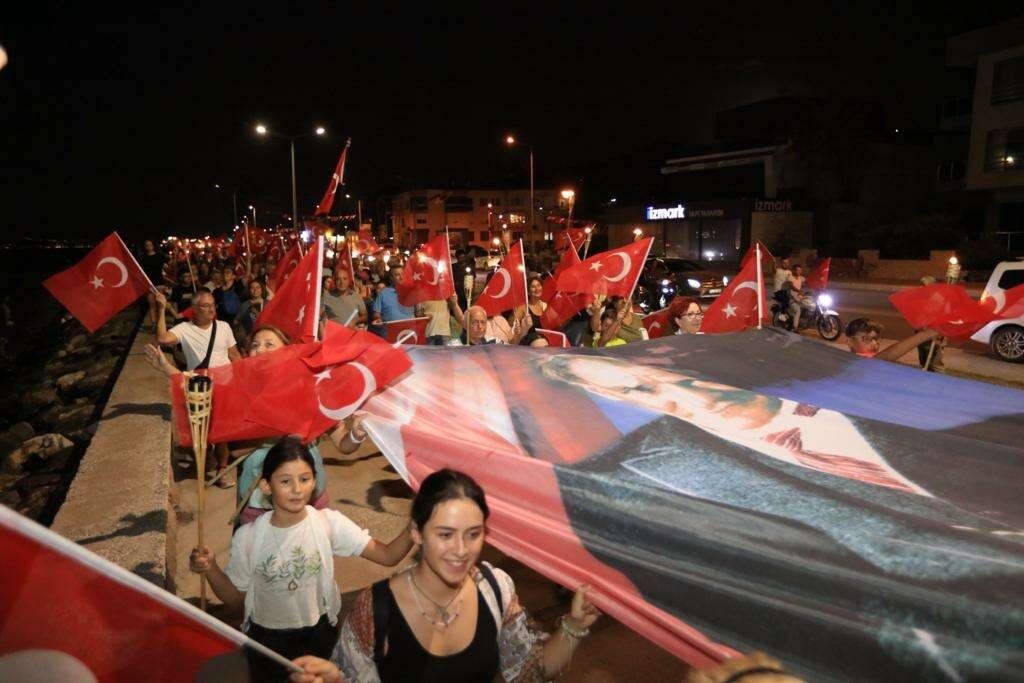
left=370, top=265, right=414, bottom=338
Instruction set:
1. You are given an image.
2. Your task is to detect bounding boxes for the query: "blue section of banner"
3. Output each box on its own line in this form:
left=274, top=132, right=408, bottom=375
left=754, top=359, right=1024, bottom=431
left=587, top=393, right=661, bottom=434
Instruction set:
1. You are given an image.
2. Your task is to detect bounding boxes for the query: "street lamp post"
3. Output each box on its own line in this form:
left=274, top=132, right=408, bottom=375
left=214, top=184, right=239, bottom=231
left=504, top=135, right=535, bottom=251
left=255, top=123, right=326, bottom=231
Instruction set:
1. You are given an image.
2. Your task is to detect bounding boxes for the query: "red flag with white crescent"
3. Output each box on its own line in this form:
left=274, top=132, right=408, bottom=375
left=555, top=228, right=587, bottom=252
left=385, top=317, right=431, bottom=345
left=314, top=139, right=351, bottom=216
left=42, top=232, right=154, bottom=333
left=701, top=256, right=769, bottom=333
left=890, top=284, right=1006, bottom=343
left=255, top=236, right=323, bottom=343
left=556, top=238, right=653, bottom=299
left=642, top=306, right=674, bottom=339
left=354, top=229, right=382, bottom=255
left=806, top=257, right=831, bottom=292
left=396, top=233, right=455, bottom=307
left=474, top=240, right=527, bottom=317
left=270, top=243, right=302, bottom=292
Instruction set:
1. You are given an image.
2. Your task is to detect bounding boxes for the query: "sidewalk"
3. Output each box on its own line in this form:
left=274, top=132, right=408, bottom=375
left=831, top=278, right=984, bottom=295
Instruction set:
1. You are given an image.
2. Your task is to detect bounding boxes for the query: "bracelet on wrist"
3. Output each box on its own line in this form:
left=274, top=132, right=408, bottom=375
left=348, top=429, right=366, bottom=443
left=558, top=615, right=590, bottom=640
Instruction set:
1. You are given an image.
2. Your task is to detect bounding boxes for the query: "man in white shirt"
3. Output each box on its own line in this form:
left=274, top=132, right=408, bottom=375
left=773, top=257, right=792, bottom=294
left=155, top=288, right=241, bottom=485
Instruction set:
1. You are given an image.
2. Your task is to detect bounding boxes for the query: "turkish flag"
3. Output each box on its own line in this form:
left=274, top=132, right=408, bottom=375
left=555, top=228, right=587, bottom=252
left=540, top=288, right=588, bottom=330
left=890, top=284, right=1004, bottom=342
left=42, top=232, right=154, bottom=333
left=806, top=257, right=831, bottom=292
left=314, top=139, right=351, bottom=216
left=980, top=283, right=1024, bottom=319
left=331, top=239, right=355, bottom=287
left=354, top=229, right=382, bottom=255
left=0, top=504, right=281, bottom=680
left=556, top=237, right=654, bottom=299
left=701, top=256, right=769, bottom=334
left=540, top=246, right=582, bottom=305
left=396, top=233, right=455, bottom=306
left=385, top=317, right=431, bottom=345
left=270, top=243, right=302, bottom=292
left=642, top=306, right=674, bottom=339
left=249, top=323, right=412, bottom=442
left=475, top=240, right=527, bottom=316
left=534, top=328, right=570, bottom=347
left=739, top=239, right=774, bottom=270
left=255, top=236, right=324, bottom=343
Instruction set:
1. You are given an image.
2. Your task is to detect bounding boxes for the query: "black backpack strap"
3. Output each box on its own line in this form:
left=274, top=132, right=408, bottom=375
left=478, top=563, right=504, bottom=619
left=194, top=321, right=218, bottom=370
left=371, top=579, right=390, bottom=668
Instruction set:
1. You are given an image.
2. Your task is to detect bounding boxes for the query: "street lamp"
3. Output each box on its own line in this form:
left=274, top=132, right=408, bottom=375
left=213, top=183, right=239, bottom=229
left=633, top=227, right=643, bottom=241
left=504, top=134, right=535, bottom=250
left=561, top=189, right=576, bottom=234
left=248, top=204, right=257, bottom=225
left=254, top=123, right=327, bottom=230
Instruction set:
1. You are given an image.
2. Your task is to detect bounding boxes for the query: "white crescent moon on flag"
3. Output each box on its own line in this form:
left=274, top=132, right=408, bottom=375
left=602, top=252, right=632, bottom=282
left=731, top=281, right=759, bottom=298
left=317, top=362, right=377, bottom=421
left=96, top=257, right=129, bottom=288
left=356, top=239, right=371, bottom=252
left=396, top=329, right=418, bottom=345
left=987, top=289, right=1007, bottom=314
left=420, top=256, right=440, bottom=285
left=491, top=268, right=511, bottom=298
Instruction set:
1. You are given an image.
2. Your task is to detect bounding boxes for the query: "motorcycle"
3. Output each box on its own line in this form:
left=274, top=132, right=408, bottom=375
left=771, top=289, right=842, bottom=340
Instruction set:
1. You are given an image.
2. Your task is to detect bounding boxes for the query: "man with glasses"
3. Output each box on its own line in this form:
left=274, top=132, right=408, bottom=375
left=155, top=288, right=241, bottom=487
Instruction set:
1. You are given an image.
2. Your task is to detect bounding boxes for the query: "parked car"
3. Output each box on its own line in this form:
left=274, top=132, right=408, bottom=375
left=637, top=258, right=728, bottom=310
left=972, top=259, right=1024, bottom=362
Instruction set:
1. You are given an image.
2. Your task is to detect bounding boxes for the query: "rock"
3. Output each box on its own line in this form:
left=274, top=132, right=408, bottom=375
left=16, top=472, right=63, bottom=497
left=3, top=434, right=74, bottom=473
left=56, top=349, right=67, bottom=359
left=0, top=422, right=34, bottom=455
left=18, top=485, right=57, bottom=519
left=0, top=489, right=19, bottom=507
left=56, top=370, right=86, bottom=394
left=66, top=334, right=88, bottom=351
left=22, top=387, right=60, bottom=415
left=70, top=373, right=109, bottom=398
left=55, top=404, right=94, bottom=432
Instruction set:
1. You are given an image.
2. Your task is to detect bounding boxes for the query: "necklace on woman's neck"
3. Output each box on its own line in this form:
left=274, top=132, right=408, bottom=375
left=407, top=572, right=465, bottom=630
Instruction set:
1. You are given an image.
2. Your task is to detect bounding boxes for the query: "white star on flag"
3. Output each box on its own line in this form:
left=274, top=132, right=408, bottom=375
left=305, top=272, right=312, bottom=292
left=723, top=303, right=737, bottom=318
left=949, top=319, right=964, bottom=325
left=412, top=271, right=422, bottom=281
left=313, top=367, right=333, bottom=383
left=90, top=275, right=104, bottom=289
left=589, top=262, right=604, bottom=272
left=296, top=305, right=306, bottom=325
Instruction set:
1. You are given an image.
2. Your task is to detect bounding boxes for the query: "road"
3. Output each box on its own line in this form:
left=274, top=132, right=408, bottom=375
left=829, top=288, right=915, bottom=339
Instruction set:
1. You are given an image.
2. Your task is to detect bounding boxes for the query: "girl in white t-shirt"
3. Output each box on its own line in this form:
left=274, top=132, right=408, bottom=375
left=189, top=438, right=413, bottom=682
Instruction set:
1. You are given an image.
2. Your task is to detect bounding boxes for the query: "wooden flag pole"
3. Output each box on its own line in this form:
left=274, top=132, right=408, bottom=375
left=186, top=374, right=213, bottom=610
left=922, top=338, right=938, bottom=372
left=755, top=242, right=764, bottom=330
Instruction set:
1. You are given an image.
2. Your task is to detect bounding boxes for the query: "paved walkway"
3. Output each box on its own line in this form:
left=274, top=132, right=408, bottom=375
left=172, top=435, right=688, bottom=681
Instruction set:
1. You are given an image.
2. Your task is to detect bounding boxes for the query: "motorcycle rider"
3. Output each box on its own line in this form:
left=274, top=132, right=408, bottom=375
left=787, top=264, right=814, bottom=330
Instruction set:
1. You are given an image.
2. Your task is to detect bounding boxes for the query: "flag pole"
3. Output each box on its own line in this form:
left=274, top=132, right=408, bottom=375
left=244, top=224, right=252, bottom=275
left=185, top=374, right=213, bottom=611
left=312, top=236, right=324, bottom=342
left=755, top=242, right=764, bottom=330
left=184, top=248, right=198, bottom=294
left=519, top=239, right=529, bottom=315
left=922, top=339, right=938, bottom=371
left=115, top=232, right=159, bottom=294
left=626, top=237, right=654, bottom=305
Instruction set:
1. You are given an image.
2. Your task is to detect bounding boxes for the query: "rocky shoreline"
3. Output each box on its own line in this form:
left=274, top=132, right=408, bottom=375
left=0, top=306, right=139, bottom=523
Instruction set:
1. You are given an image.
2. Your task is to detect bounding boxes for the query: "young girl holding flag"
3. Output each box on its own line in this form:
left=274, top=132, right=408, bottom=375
left=189, top=438, right=413, bottom=681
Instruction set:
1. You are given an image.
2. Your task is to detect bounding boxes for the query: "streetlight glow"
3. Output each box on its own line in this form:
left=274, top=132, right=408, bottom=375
left=561, top=189, right=575, bottom=200
left=505, top=135, right=516, bottom=145
left=1007, top=155, right=1017, bottom=165
left=315, top=126, right=326, bottom=136
left=633, top=228, right=643, bottom=236
left=949, top=256, right=958, bottom=266
left=255, top=124, right=267, bottom=135
left=492, top=237, right=500, bottom=246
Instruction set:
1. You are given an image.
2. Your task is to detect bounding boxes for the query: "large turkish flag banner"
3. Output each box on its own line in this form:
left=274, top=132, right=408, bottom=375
left=42, top=232, right=153, bottom=333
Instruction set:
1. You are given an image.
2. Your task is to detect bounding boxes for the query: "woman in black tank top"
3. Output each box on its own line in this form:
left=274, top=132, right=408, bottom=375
left=289, top=469, right=601, bottom=682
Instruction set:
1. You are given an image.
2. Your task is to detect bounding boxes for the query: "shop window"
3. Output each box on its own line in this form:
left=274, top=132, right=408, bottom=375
left=984, top=129, right=1024, bottom=171
left=992, top=56, right=1024, bottom=105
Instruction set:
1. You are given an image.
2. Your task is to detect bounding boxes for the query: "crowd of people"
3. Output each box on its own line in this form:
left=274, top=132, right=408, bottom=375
left=134, top=232, right=951, bottom=682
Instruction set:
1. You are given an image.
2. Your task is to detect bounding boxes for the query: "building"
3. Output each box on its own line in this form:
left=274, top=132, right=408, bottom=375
left=947, top=17, right=1024, bottom=249
left=390, top=188, right=561, bottom=250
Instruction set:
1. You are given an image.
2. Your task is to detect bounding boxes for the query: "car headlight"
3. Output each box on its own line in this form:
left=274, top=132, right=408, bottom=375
left=686, top=278, right=701, bottom=289
left=817, top=294, right=833, bottom=308
left=722, top=276, right=729, bottom=286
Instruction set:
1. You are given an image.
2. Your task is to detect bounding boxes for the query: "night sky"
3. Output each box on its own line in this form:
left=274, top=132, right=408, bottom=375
left=2, top=3, right=1019, bottom=242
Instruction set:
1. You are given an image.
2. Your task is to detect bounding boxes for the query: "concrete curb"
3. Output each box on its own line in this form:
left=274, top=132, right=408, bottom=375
left=831, top=280, right=984, bottom=295
left=51, top=320, right=176, bottom=589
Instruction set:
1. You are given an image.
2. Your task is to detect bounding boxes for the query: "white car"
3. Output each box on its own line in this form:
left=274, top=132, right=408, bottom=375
left=972, top=260, right=1024, bottom=362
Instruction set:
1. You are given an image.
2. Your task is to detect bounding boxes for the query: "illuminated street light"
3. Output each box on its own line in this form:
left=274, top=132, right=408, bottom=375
left=315, top=126, right=326, bottom=136
left=255, top=124, right=267, bottom=135
left=253, top=123, right=327, bottom=229
left=505, top=135, right=516, bottom=145
left=504, top=134, right=534, bottom=251
left=1007, top=155, right=1017, bottom=166
left=633, top=227, right=643, bottom=241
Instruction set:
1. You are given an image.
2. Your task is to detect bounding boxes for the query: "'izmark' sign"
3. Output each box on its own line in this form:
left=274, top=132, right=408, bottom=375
left=646, top=204, right=686, bottom=221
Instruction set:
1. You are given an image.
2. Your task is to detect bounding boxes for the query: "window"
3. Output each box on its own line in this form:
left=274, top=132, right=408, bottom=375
left=992, top=56, right=1024, bottom=105
left=415, top=218, right=428, bottom=224
left=936, top=161, right=966, bottom=182
left=410, top=196, right=428, bottom=211
left=445, top=196, right=474, bottom=212
left=478, top=198, right=490, bottom=206
left=998, top=268, right=1024, bottom=291
left=984, top=129, right=1024, bottom=171
left=998, top=201, right=1024, bottom=231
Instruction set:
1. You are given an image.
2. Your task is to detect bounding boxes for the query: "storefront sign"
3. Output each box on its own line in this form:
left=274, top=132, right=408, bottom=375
left=754, top=199, right=794, bottom=212
left=646, top=204, right=686, bottom=220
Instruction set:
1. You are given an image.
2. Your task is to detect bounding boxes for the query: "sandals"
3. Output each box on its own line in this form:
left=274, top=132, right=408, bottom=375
left=213, top=468, right=235, bottom=489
